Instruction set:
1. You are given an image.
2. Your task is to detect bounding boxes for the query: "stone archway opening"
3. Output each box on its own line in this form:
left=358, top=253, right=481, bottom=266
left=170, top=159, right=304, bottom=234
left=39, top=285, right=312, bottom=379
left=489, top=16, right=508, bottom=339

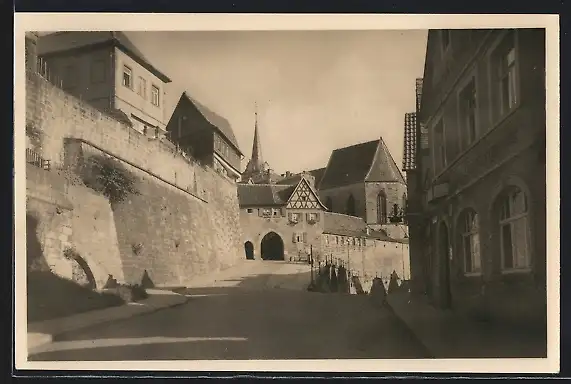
left=244, top=241, right=254, bottom=260
left=70, top=255, right=97, bottom=290
left=260, top=232, right=284, bottom=261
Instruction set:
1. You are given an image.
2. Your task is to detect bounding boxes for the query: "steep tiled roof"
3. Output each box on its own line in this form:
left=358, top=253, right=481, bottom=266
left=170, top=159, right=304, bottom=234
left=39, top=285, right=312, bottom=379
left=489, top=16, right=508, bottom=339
left=402, top=112, right=417, bottom=171
left=237, top=184, right=295, bottom=207
left=323, top=212, right=368, bottom=237
left=319, top=138, right=405, bottom=190
left=181, top=92, right=243, bottom=156
left=319, top=140, right=380, bottom=190
left=37, top=31, right=171, bottom=83
left=322, top=212, right=406, bottom=243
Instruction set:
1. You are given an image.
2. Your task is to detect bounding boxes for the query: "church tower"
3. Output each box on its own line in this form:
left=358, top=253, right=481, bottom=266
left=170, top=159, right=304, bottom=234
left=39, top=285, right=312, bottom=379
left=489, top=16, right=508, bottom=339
left=243, top=104, right=266, bottom=176
left=241, top=104, right=276, bottom=183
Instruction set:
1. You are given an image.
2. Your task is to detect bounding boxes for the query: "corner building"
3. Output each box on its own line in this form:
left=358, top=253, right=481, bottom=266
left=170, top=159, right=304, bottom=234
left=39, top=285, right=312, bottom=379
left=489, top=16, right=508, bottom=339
left=410, top=29, right=546, bottom=331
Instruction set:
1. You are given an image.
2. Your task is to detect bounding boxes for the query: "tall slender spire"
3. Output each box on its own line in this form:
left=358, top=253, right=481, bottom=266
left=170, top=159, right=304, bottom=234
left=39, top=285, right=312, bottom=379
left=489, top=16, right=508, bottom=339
left=244, top=102, right=265, bottom=175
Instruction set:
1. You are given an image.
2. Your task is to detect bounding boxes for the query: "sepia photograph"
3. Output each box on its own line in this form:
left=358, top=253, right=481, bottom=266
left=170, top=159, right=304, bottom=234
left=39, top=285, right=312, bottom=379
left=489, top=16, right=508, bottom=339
left=14, top=13, right=559, bottom=374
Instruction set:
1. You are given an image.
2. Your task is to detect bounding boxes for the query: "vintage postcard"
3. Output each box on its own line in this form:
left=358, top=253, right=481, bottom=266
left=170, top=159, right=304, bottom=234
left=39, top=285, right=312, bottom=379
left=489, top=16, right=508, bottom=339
left=13, top=13, right=560, bottom=374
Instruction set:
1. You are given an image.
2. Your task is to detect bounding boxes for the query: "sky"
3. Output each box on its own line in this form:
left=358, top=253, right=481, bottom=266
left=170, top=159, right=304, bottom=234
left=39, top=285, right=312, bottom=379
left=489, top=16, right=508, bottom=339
left=126, top=30, right=428, bottom=174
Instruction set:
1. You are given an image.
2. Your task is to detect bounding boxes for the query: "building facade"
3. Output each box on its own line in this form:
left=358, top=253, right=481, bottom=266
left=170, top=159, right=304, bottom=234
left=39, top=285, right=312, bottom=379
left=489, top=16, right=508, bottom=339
left=37, top=31, right=172, bottom=137
left=166, top=92, right=244, bottom=181
left=237, top=176, right=328, bottom=261
left=409, top=29, right=546, bottom=330
left=316, top=139, right=409, bottom=240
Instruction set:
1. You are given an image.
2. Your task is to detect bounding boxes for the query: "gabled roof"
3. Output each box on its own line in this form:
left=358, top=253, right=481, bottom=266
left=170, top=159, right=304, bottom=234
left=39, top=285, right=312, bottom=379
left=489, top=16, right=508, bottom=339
left=179, top=92, right=243, bottom=156
left=366, top=138, right=406, bottom=184
left=237, top=183, right=295, bottom=207
left=319, top=138, right=405, bottom=190
left=319, top=140, right=380, bottom=190
left=402, top=112, right=417, bottom=171
left=284, top=177, right=329, bottom=210
left=37, top=31, right=171, bottom=83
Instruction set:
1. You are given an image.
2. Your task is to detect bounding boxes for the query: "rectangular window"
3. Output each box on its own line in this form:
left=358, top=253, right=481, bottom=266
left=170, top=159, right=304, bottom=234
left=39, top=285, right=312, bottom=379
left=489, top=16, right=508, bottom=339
left=247, top=208, right=253, bottom=214
left=262, top=208, right=271, bottom=217
left=137, top=76, right=147, bottom=99
left=290, top=213, right=299, bottom=223
left=151, top=85, right=160, bottom=106
left=459, top=77, right=478, bottom=148
left=90, top=60, right=106, bottom=84
left=433, top=118, right=447, bottom=171
left=122, top=65, right=132, bottom=89
left=492, top=32, right=518, bottom=120
left=308, top=213, right=317, bottom=222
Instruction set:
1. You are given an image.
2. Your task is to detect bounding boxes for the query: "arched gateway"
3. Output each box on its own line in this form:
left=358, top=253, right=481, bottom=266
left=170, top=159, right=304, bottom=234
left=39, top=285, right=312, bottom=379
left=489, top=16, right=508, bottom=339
left=260, top=232, right=284, bottom=261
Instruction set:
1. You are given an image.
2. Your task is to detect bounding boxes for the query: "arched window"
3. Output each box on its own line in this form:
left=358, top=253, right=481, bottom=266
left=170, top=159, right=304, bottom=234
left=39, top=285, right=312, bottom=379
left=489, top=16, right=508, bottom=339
left=346, top=194, right=356, bottom=216
left=458, top=209, right=481, bottom=274
left=377, top=191, right=387, bottom=224
left=497, top=186, right=531, bottom=270
left=325, top=196, right=333, bottom=211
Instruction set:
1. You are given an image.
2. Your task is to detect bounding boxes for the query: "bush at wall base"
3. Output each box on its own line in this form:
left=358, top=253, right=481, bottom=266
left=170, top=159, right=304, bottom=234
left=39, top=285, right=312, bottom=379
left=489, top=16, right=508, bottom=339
left=103, top=284, right=149, bottom=303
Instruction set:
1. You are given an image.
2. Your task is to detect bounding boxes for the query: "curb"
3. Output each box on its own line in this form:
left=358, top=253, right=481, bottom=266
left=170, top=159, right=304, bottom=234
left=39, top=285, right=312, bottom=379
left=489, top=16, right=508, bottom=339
left=384, top=298, right=435, bottom=359
left=27, top=293, right=190, bottom=354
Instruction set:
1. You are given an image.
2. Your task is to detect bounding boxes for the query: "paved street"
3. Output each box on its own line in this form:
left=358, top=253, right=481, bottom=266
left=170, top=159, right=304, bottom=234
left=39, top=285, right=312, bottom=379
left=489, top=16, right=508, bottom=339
left=29, top=260, right=430, bottom=360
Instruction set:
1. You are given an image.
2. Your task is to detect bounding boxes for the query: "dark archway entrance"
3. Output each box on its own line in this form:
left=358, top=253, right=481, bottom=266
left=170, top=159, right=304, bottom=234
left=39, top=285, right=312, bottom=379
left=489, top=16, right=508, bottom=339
left=438, top=222, right=452, bottom=309
left=260, top=232, right=284, bottom=261
left=244, top=241, right=254, bottom=260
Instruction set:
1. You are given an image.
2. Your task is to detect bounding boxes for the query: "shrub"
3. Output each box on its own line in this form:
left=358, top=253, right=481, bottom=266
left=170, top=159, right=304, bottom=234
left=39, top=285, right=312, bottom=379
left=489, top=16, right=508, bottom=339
left=80, top=154, right=139, bottom=204
left=105, top=283, right=148, bottom=303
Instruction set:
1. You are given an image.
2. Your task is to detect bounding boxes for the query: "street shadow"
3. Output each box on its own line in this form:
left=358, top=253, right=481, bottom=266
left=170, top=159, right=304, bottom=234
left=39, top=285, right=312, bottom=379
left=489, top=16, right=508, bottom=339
left=28, top=269, right=431, bottom=361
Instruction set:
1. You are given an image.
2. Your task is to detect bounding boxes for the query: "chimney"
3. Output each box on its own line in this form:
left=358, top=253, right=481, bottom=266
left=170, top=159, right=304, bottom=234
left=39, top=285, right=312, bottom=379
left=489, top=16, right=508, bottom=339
left=285, top=171, right=292, bottom=178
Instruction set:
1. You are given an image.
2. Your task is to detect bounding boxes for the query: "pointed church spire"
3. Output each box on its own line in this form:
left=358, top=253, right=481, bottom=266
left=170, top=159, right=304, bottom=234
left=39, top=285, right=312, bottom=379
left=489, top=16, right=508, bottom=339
left=243, top=102, right=266, bottom=178
left=251, top=102, right=263, bottom=167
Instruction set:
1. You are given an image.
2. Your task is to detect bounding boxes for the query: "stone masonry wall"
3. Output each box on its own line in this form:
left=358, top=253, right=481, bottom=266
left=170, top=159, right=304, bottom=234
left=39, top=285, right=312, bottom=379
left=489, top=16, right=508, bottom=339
left=320, top=235, right=410, bottom=290
left=25, top=72, right=243, bottom=287
left=26, top=165, right=74, bottom=279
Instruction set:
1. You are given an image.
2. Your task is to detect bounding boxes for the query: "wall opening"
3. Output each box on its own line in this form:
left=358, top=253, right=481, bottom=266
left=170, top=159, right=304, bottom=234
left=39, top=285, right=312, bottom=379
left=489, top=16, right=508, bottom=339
left=69, top=254, right=97, bottom=290
left=244, top=241, right=254, bottom=260
left=438, top=221, right=452, bottom=309
left=261, top=232, right=284, bottom=261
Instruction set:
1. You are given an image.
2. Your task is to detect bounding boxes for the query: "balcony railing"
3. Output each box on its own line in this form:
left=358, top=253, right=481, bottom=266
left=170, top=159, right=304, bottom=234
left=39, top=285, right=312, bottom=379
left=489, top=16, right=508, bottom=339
left=26, top=148, right=50, bottom=170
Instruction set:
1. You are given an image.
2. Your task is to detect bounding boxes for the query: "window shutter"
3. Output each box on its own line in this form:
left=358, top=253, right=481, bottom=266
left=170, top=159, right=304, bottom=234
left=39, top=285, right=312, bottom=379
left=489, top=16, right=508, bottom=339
left=258, top=208, right=263, bottom=217
left=288, top=212, right=292, bottom=221
left=292, top=233, right=297, bottom=243
left=315, top=213, right=320, bottom=222
left=303, top=232, right=308, bottom=243
left=281, top=208, right=286, bottom=217
left=306, top=213, right=310, bottom=222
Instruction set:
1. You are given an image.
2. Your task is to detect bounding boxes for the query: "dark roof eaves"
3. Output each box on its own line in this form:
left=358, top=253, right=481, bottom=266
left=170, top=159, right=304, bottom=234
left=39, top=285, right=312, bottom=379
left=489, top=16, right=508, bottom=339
left=180, top=92, right=243, bottom=156
left=38, top=38, right=172, bottom=83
